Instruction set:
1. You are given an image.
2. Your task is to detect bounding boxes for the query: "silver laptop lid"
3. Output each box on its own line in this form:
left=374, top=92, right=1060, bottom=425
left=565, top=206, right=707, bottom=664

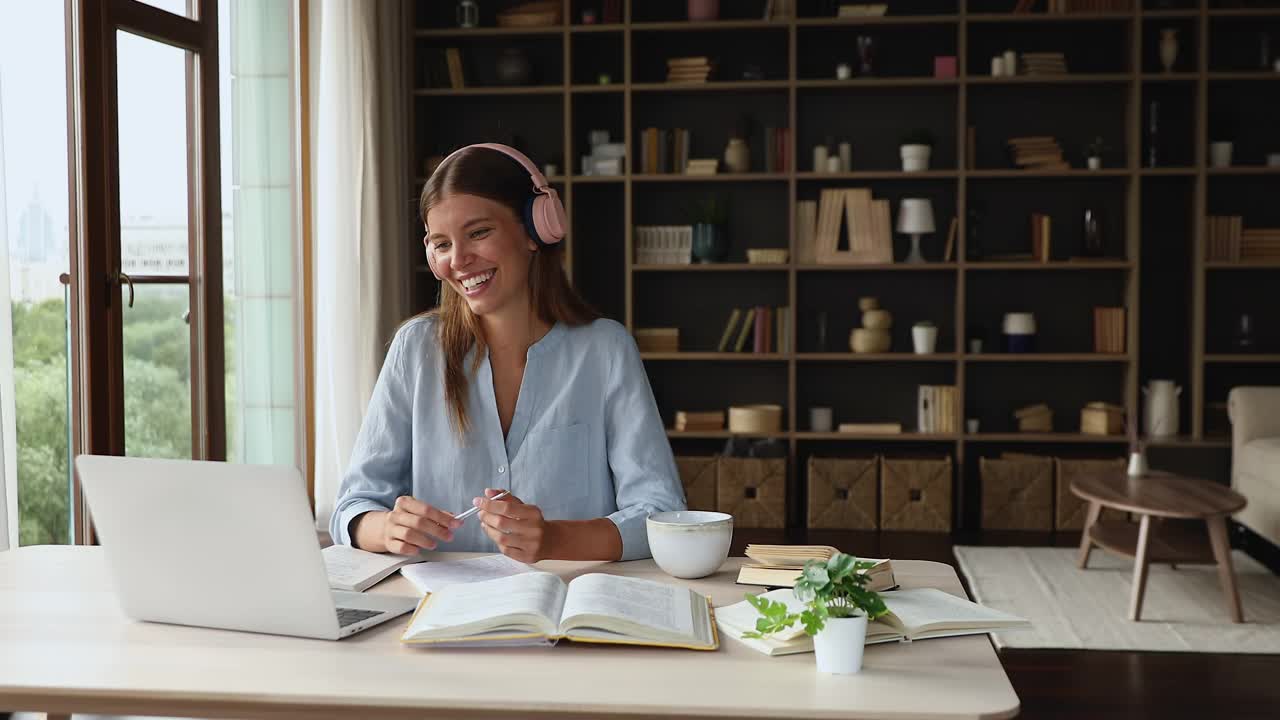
left=76, top=455, right=341, bottom=639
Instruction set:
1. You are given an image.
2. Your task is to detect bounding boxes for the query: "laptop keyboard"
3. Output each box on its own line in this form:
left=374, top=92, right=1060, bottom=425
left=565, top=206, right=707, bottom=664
left=336, top=607, right=382, bottom=628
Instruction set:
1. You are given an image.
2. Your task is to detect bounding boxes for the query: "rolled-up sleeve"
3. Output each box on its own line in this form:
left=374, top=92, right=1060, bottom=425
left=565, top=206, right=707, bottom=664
left=602, top=329, right=687, bottom=560
left=329, top=328, right=416, bottom=547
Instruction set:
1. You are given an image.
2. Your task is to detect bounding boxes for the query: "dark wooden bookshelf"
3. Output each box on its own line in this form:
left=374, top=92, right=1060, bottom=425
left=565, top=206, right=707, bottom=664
left=410, top=0, right=1274, bottom=531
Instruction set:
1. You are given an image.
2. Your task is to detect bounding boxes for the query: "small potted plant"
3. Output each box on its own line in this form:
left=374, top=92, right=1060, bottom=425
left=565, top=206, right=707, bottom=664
left=688, top=196, right=729, bottom=263
left=899, top=128, right=934, bottom=172
left=1085, top=137, right=1108, bottom=170
left=743, top=553, right=888, bottom=674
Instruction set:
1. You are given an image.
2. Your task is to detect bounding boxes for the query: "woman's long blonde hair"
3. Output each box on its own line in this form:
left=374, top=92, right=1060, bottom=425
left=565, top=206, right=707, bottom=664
left=420, top=146, right=600, bottom=438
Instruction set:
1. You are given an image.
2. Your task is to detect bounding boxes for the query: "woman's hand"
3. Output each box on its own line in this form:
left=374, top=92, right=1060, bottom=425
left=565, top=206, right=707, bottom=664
left=379, top=496, right=462, bottom=555
left=474, top=488, right=551, bottom=563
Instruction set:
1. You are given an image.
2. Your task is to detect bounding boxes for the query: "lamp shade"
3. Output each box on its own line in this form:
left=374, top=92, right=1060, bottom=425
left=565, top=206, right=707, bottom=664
left=896, top=198, right=936, bottom=234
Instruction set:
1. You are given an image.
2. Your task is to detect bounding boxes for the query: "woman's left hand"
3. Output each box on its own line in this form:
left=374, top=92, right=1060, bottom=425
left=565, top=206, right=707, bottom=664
left=474, top=488, right=553, bottom=563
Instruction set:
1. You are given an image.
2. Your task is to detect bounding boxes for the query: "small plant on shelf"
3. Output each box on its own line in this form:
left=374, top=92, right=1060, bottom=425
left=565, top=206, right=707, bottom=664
left=1085, top=136, right=1109, bottom=170
left=900, top=128, right=935, bottom=172
left=688, top=195, right=729, bottom=263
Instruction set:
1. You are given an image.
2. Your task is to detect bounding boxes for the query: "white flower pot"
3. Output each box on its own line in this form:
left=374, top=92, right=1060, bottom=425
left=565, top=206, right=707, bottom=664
left=900, top=144, right=931, bottom=172
left=912, top=325, right=938, bottom=354
left=1087, top=156, right=1102, bottom=170
left=812, top=614, right=868, bottom=674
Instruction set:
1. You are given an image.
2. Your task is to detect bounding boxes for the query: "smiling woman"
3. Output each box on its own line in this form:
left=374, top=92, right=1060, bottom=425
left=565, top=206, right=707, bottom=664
left=329, top=144, right=687, bottom=565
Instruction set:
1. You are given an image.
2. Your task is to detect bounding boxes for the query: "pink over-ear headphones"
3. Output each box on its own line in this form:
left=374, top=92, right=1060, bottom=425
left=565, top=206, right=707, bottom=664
left=434, top=143, right=566, bottom=248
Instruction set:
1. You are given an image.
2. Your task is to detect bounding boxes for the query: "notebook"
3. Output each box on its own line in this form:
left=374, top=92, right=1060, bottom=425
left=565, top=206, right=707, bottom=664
left=399, top=554, right=538, bottom=595
left=400, top=571, right=718, bottom=650
left=322, top=544, right=423, bottom=592
left=715, top=587, right=1028, bottom=656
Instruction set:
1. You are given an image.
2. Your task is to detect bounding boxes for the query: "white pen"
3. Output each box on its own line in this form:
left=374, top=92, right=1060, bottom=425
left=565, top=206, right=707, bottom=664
left=452, top=490, right=510, bottom=522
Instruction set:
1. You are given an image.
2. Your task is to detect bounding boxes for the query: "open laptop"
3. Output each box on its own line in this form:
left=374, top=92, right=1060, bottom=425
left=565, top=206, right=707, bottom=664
left=76, top=454, right=417, bottom=640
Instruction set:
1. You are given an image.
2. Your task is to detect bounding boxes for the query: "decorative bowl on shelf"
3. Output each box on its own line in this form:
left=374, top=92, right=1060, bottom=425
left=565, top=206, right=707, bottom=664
left=850, top=328, right=891, bottom=354
left=729, top=404, right=783, bottom=433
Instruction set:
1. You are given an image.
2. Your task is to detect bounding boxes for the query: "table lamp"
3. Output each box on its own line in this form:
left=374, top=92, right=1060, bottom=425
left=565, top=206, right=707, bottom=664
left=897, top=198, right=935, bottom=264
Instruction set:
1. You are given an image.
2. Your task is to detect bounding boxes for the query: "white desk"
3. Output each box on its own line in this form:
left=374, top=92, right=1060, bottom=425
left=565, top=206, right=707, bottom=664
left=0, top=546, right=1019, bottom=719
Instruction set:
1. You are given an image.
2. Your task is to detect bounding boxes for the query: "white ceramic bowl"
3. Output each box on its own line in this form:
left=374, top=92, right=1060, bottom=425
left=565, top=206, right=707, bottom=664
left=646, top=511, right=733, bottom=579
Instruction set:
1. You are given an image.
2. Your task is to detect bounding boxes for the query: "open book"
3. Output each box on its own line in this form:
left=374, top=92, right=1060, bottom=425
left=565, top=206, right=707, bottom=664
left=401, top=571, right=719, bottom=650
left=322, top=544, right=423, bottom=592
left=716, top=587, right=1027, bottom=656
left=737, top=545, right=896, bottom=592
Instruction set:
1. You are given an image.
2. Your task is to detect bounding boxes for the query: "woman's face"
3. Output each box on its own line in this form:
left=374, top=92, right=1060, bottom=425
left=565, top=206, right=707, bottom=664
left=424, top=193, right=537, bottom=318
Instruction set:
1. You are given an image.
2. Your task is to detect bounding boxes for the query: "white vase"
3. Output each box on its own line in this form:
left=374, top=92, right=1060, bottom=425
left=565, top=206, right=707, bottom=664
left=1143, top=379, right=1181, bottom=438
left=900, top=144, right=931, bottom=172
left=723, top=138, right=749, bottom=173
left=813, top=614, right=868, bottom=674
left=1087, top=156, right=1102, bottom=170
left=912, top=325, right=938, bottom=354
left=1159, top=29, right=1178, bottom=73
left=1210, top=141, right=1233, bottom=168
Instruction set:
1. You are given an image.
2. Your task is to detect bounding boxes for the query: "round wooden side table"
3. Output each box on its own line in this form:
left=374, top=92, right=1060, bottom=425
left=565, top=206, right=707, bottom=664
left=1070, top=470, right=1248, bottom=623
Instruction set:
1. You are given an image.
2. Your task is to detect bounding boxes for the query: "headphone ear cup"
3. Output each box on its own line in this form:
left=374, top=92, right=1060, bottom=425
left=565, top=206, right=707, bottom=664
left=529, top=188, right=567, bottom=246
left=425, top=247, right=443, bottom=280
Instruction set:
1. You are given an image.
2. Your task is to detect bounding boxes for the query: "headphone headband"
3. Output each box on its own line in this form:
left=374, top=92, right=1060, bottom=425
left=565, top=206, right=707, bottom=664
left=434, top=143, right=565, bottom=247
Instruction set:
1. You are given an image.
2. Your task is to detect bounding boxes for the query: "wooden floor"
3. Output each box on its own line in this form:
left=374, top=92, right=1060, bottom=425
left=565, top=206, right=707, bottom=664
left=734, top=527, right=1280, bottom=720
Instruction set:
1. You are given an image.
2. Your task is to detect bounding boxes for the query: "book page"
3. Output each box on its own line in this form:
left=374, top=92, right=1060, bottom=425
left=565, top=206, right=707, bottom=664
left=321, top=544, right=418, bottom=591
left=559, top=573, right=697, bottom=640
left=400, top=554, right=537, bottom=595
left=403, top=571, right=566, bottom=640
left=880, top=588, right=1027, bottom=639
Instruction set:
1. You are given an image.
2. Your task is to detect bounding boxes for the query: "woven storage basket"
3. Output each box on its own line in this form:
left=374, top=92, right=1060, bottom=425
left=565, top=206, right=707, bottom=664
left=807, top=457, right=878, bottom=529
left=717, top=457, right=786, bottom=528
left=675, top=455, right=719, bottom=512
left=728, top=404, right=783, bottom=433
left=1054, top=457, right=1125, bottom=530
left=880, top=456, right=952, bottom=531
left=980, top=456, right=1053, bottom=530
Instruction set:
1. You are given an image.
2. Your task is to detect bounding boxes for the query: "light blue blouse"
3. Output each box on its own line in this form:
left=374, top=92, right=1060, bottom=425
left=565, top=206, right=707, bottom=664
left=330, top=316, right=686, bottom=560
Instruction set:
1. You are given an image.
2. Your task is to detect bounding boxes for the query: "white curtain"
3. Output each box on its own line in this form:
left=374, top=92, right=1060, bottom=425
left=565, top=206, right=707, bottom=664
left=0, top=72, right=14, bottom=551
left=310, top=0, right=410, bottom=531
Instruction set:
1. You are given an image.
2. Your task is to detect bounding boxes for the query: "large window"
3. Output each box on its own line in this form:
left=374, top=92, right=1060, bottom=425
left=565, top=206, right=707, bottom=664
left=1, top=0, right=303, bottom=547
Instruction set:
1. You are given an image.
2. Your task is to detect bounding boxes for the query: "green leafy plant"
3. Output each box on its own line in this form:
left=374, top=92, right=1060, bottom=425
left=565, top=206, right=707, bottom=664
left=899, top=128, right=935, bottom=148
left=1085, top=136, right=1109, bottom=157
left=742, top=553, right=889, bottom=638
left=687, top=195, right=729, bottom=226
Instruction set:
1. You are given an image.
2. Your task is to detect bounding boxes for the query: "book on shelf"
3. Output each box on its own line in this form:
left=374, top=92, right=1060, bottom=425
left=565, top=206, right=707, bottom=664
left=837, top=3, right=887, bottom=17
left=943, top=216, right=958, bottom=262
left=717, top=308, right=743, bottom=352
left=715, top=587, right=1028, bottom=657
left=733, top=308, right=756, bottom=352
left=796, top=200, right=818, bottom=264
left=815, top=188, right=893, bottom=264
left=675, top=410, right=726, bottom=432
left=1030, top=212, right=1052, bottom=262
left=685, top=158, right=720, bottom=175
left=838, top=422, right=903, bottom=434
left=918, top=385, right=957, bottom=434
left=1092, top=306, right=1126, bottom=354
left=444, top=47, right=466, bottom=89
left=322, top=544, right=422, bottom=593
left=1241, top=227, right=1280, bottom=261
left=400, top=571, right=718, bottom=650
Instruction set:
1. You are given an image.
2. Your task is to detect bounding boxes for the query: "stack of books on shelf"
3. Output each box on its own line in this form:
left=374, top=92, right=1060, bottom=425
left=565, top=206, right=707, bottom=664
left=1241, top=227, right=1280, bottom=262
left=666, top=56, right=714, bottom=83
left=762, top=127, right=790, bottom=173
left=1205, top=215, right=1244, bottom=261
left=1017, top=0, right=1130, bottom=12
left=685, top=158, right=720, bottom=176
left=1008, top=137, right=1068, bottom=170
left=716, top=306, right=791, bottom=354
left=917, top=385, right=958, bottom=434
left=674, top=410, right=725, bottom=432
left=838, top=421, right=903, bottom=434
left=634, top=328, right=679, bottom=353
left=1092, top=306, right=1126, bottom=354
left=1030, top=212, right=1053, bottom=262
left=804, top=188, right=893, bottom=265
left=639, top=127, right=691, bottom=175
left=1020, top=52, right=1068, bottom=76
left=835, top=3, right=887, bottom=17
left=634, top=226, right=693, bottom=265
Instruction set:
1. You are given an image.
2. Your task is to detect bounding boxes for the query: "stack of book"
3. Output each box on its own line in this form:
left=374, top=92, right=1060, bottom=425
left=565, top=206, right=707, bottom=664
left=666, top=56, right=714, bottom=83
left=837, top=422, right=902, bottom=434
left=1241, top=227, right=1280, bottom=262
left=715, top=306, right=790, bottom=354
left=674, top=411, right=725, bottom=432
left=634, top=225, right=693, bottom=265
left=1017, top=0, right=1130, bottom=12
left=1008, top=137, right=1068, bottom=170
left=1030, top=212, right=1053, bottom=262
left=685, top=158, right=720, bottom=175
left=1092, top=306, right=1126, bottom=353
left=737, top=545, right=896, bottom=590
left=1205, top=215, right=1244, bottom=261
left=1021, top=52, right=1068, bottom=76
left=634, top=328, right=679, bottom=353
left=917, top=385, right=958, bottom=434
left=836, top=2, right=887, bottom=16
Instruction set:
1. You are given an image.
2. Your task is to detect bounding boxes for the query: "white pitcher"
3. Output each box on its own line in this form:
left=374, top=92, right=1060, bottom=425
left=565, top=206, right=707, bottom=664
left=1143, top=380, right=1181, bottom=438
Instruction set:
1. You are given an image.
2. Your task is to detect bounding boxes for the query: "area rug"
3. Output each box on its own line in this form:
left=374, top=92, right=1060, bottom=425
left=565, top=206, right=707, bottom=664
left=953, top=546, right=1280, bottom=653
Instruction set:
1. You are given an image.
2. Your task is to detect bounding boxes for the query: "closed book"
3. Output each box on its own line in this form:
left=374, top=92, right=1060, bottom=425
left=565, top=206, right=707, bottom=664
left=322, top=544, right=422, bottom=593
